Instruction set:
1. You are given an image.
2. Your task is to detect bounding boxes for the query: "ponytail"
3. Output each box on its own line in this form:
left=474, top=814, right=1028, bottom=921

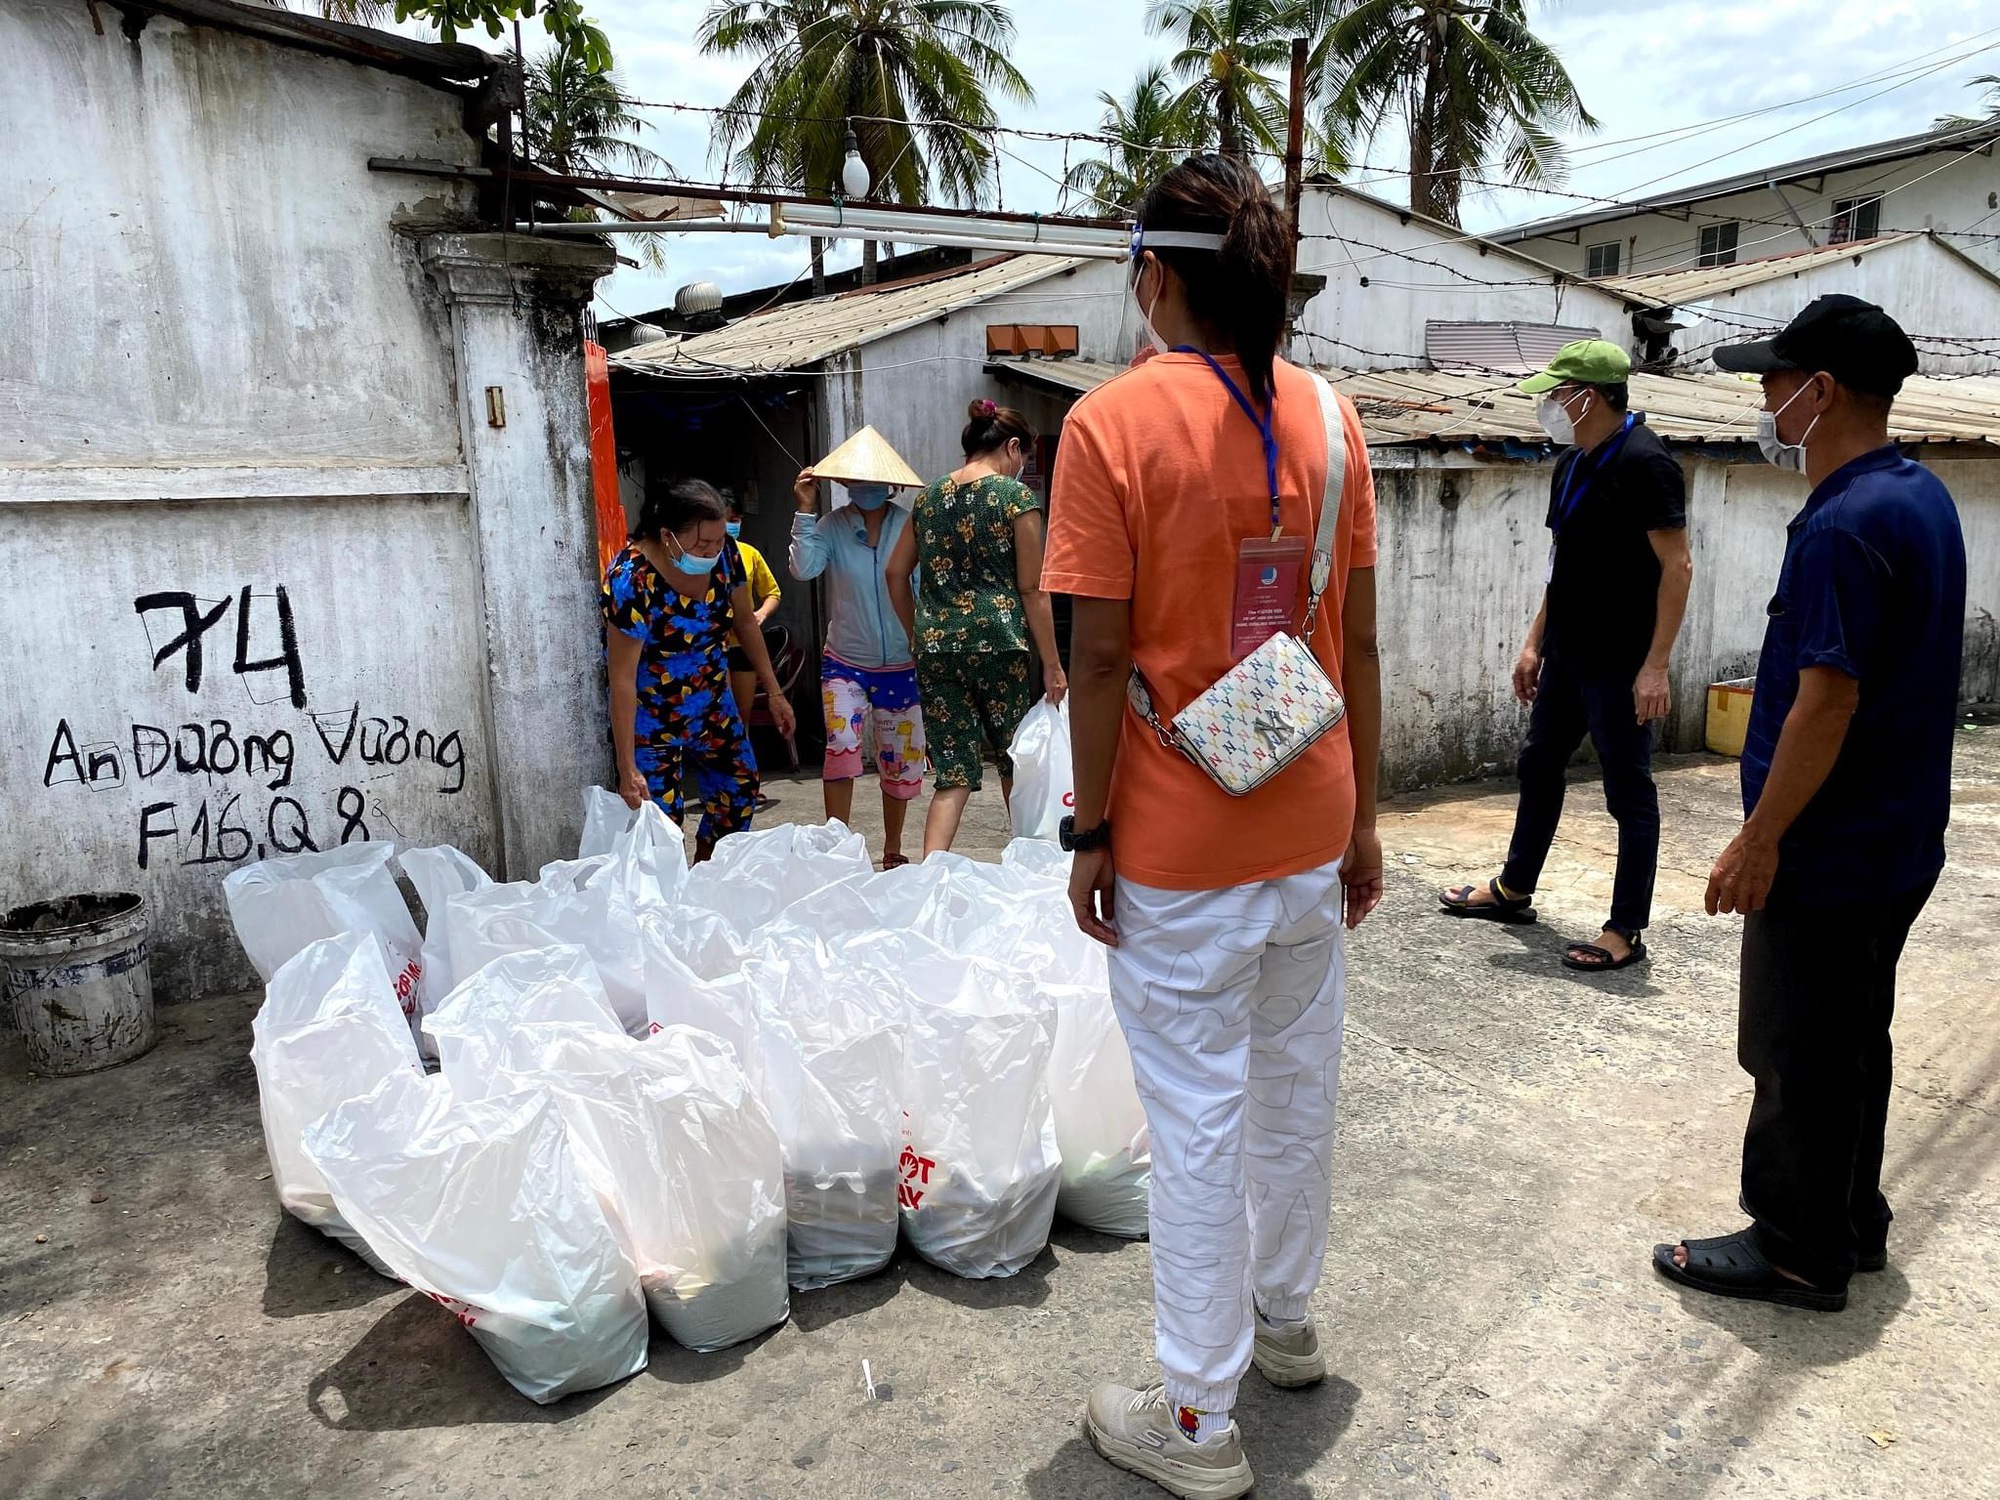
left=1135, top=155, right=1293, bottom=404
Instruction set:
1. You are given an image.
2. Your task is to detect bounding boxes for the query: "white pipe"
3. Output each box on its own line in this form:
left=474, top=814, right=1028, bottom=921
left=518, top=217, right=1125, bottom=260
left=780, top=201, right=1129, bottom=250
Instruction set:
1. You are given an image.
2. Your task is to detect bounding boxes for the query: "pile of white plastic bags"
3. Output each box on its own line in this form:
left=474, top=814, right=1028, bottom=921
left=224, top=790, right=1150, bottom=1404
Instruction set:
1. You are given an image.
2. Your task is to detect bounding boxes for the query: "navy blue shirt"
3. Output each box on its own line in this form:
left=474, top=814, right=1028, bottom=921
left=1742, top=446, right=1966, bottom=905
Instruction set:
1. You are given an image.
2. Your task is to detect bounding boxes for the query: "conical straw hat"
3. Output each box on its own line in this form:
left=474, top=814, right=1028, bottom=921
left=813, top=425, right=924, bottom=488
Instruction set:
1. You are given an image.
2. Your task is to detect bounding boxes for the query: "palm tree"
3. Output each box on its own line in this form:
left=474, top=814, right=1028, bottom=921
left=522, top=38, right=674, bottom=267
left=293, top=0, right=390, bottom=24
left=1318, top=0, right=1595, bottom=226
left=523, top=37, right=673, bottom=178
left=699, top=1, right=1034, bottom=283
left=1064, top=66, right=1210, bottom=213
left=1146, top=0, right=1302, bottom=163
left=1935, top=74, right=2000, bottom=131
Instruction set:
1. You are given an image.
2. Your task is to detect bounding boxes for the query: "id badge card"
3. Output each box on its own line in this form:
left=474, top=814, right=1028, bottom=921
left=1231, top=536, right=1308, bottom=661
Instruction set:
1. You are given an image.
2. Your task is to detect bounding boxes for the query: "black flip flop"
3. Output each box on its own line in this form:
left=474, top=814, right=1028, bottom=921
left=1438, top=882, right=1537, bottom=925
left=1563, top=937, right=1648, bottom=972
left=1652, top=1230, right=1847, bottom=1312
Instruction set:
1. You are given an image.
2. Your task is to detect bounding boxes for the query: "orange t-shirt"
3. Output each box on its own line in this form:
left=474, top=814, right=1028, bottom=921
left=1043, top=352, right=1378, bottom=891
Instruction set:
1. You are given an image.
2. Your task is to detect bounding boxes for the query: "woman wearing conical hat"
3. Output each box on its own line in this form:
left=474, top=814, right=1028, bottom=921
left=791, top=425, right=927, bottom=869
left=885, top=400, right=1067, bottom=856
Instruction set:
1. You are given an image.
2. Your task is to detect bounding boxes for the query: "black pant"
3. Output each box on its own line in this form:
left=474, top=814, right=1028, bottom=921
left=1499, top=654, right=1660, bottom=935
left=1739, top=876, right=1937, bottom=1287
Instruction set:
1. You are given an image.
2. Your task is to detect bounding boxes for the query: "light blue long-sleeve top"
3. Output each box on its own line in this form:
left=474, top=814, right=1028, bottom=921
left=789, top=504, right=914, bottom=670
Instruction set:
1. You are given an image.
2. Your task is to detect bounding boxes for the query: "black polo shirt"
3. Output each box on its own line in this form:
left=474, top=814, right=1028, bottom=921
left=1742, top=446, right=1967, bottom=905
left=1541, top=414, right=1687, bottom=677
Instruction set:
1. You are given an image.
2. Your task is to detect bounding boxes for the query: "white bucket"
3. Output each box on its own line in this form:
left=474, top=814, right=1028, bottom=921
left=1, top=892, right=157, bottom=1076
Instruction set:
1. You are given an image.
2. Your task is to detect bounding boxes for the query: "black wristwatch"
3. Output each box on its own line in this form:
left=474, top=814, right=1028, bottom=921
left=1059, top=816, right=1112, bottom=853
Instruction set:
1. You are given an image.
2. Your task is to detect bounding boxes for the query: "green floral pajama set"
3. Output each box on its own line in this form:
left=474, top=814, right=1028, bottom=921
left=912, top=473, right=1039, bottom=791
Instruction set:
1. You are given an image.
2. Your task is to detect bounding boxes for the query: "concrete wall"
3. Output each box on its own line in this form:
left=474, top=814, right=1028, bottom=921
left=1296, top=187, right=1637, bottom=368
left=1369, top=447, right=2000, bottom=792
left=1, top=3, right=611, bottom=999
left=1508, top=147, right=2000, bottom=279
left=823, top=259, right=1134, bottom=482
left=1660, top=236, right=2000, bottom=376
left=1, top=0, right=476, bottom=473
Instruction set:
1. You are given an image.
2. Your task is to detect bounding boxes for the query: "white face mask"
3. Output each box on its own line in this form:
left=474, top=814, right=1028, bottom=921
left=1537, top=390, right=1587, bottom=448
left=1756, top=380, right=1823, bottom=473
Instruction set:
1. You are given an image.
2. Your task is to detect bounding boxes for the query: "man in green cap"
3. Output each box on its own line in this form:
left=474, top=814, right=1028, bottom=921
left=1440, top=339, right=1694, bottom=973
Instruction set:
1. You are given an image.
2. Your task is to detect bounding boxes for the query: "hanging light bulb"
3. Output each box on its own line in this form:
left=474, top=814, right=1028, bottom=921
left=841, top=122, right=871, bottom=201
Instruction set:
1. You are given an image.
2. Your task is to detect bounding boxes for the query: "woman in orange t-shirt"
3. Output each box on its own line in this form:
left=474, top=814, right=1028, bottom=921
left=1042, top=155, right=1383, bottom=1498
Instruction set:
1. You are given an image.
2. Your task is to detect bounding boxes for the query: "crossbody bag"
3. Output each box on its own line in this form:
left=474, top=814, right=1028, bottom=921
left=1127, top=370, right=1350, bottom=797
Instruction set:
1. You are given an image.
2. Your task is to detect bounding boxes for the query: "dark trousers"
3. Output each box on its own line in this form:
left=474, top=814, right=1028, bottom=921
left=1740, top=877, right=1937, bottom=1287
left=1499, top=654, right=1660, bottom=935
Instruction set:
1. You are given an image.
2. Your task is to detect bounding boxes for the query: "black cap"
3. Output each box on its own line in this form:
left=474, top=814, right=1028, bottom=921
left=1712, top=294, right=1919, bottom=397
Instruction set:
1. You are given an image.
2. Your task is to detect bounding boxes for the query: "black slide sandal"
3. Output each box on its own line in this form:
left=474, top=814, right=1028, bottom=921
left=1439, top=881, right=1537, bottom=925
left=1652, top=1230, right=1848, bottom=1312
left=1562, top=938, right=1648, bottom=972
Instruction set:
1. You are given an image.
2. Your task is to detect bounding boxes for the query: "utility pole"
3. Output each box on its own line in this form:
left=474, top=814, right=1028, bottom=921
left=1283, top=36, right=1308, bottom=267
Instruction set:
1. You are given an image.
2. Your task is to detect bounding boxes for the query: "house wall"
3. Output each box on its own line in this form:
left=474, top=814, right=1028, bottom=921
left=1, top=1, right=610, bottom=1000
left=1296, top=188, right=1637, bottom=369
left=1508, top=147, right=2000, bottom=280
left=822, top=259, right=1134, bottom=482
left=1365, top=446, right=2000, bottom=791
left=1653, top=237, right=2000, bottom=376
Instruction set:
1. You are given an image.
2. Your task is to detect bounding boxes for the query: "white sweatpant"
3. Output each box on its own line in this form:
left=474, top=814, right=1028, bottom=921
left=1108, top=858, right=1347, bottom=1415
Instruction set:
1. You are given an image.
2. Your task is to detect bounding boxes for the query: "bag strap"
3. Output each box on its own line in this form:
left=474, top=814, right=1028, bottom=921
left=1301, top=372, right=1348, bottom=636
left=1126, top=372, right=1352, bottom=754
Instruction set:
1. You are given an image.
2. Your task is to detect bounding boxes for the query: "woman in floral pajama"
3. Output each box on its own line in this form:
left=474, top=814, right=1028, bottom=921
left=886, top=400, right=1066, bottom=856
left=603, top=479, right=797, bottom=862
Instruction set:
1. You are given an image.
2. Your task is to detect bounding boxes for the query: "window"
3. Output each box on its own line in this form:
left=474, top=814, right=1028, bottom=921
left=1697, top=222, right=1739, bottom=267
left=1585, top=240, right=1622, bottom=277
left=1829, top=196, right=1881, bottom=244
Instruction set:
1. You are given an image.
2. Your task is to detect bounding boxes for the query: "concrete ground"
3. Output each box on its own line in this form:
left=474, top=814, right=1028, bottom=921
left=5, top=732, right=1998, bottom=1500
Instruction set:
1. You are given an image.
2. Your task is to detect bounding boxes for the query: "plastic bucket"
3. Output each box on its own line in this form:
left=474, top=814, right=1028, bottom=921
left=0, top=892, right=157, bottom=1076
left=1705, top=677, right=1757, bottom=758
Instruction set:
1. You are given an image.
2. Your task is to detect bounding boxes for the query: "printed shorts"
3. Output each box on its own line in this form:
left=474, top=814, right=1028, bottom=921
left=822, top=656, right=925, bottom=800
left=917, top=650, right=1032, bottom=792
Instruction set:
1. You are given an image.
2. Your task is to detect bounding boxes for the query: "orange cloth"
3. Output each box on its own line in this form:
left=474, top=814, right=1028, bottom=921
left=1043, top=353, right=1378, bottom=891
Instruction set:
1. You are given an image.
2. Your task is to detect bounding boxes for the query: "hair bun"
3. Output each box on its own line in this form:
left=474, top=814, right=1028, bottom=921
left=969, top=399, right=999, bottom=419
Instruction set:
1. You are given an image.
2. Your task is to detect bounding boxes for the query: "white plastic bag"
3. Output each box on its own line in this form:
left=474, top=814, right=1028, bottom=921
left=683, top=821, right=872, bottom=936
left=499, top=1023, right=790, bottom=1352
left=424, top=945, right=625, bottom=1100
left=223, top=843, right=424, bottom=1029
left=249, top=931, right=424, bottom=1274
left=1007, top=699, right=1074, bottom=841
left=305, top=1072, right=649, bottom=1404
left=579, top=786, right=635, bottom=859
left=1044, top=983, right=1151, bottom=1238
left=399, top=845, right=493, bottom=1059
left=1001, top=836, right=1071, bottom=881
left=744, top=956, right=906, bottom=1290
left=843, top=934, right=1060, bottom=1279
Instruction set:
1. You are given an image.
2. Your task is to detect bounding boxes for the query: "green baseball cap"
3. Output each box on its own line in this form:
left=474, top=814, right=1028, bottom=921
left=1518, top=339, right=1633, bottom=395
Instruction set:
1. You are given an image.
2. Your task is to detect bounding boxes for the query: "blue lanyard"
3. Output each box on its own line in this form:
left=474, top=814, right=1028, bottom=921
left=1553, top=413, right=1637, bottom=535
left=1174, top=346, right=1281, bottom=535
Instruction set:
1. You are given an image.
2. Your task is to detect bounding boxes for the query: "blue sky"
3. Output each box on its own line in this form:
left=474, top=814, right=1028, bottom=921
left=506, top=0, right=2000, bottom=320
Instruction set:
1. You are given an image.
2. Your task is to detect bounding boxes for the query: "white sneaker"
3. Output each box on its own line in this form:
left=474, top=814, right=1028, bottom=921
left=1252, top=1317, right=1327, bottom=1388
left=1083, top=1383, right=1255, bottom=1500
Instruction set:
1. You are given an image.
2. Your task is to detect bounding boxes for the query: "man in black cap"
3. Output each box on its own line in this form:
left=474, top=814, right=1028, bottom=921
left=1655, top=295, right=1967, bottom=1311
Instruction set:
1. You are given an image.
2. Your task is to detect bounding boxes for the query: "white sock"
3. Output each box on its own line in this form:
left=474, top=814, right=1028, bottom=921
left=1256, top=1305, right=1308, bottom=1334
left=1175, top=1406, right=1232, bottom=1444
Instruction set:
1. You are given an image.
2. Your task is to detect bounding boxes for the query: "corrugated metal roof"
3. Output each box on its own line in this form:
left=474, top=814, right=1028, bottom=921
left=614, top=254, right=1086, bottom=377
left=1424, top=321, right=1604, bottom=373
left=1332, top=366, right=2000, bottom=448
left=986, top=357, right=2000, bottom=449
left=1598, top=234, right=1922, bottom=307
